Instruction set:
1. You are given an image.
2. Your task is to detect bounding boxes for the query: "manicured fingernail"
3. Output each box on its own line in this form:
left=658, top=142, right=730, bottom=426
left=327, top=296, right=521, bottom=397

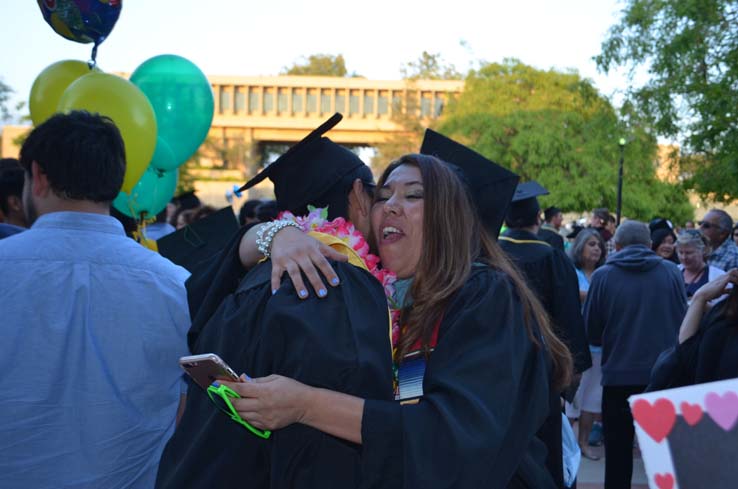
left=299, top=289, right=308, bottom=298
left=241, top=373, right=252, bottom=382
left=318, top=288, right=327, bottom=297
left=211, top=381, right=220, bottom=387
left=272, top=289, right=277, bottom=295
left=331, top=277, right=340, bottom=285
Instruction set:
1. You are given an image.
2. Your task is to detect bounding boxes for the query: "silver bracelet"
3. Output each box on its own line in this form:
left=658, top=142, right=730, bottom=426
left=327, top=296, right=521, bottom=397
left=256, top=220, right=301, bottom=258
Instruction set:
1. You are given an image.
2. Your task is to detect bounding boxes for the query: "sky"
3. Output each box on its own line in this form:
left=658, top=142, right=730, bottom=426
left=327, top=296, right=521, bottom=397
left=1, top=0, right=632, bottom=120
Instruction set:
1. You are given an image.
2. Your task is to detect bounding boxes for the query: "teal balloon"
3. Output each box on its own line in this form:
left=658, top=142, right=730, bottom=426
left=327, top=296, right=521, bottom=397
left=149, top=137, right=177, bottom=172
left=130, top=55, right=214, bottom=170
left=113, top=167, right=178, bottom=219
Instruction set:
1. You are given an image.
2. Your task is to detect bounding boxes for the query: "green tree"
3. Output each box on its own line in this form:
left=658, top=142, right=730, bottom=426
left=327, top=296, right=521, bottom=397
left=400, top=51, right=462, bottom=80
left=1, top=78, right=13, bottom=122
left=438, top=59, right=693, bottom=223
left=282, top=54, right=354, bottom=77
left=596, top=0, right=738, bottom=202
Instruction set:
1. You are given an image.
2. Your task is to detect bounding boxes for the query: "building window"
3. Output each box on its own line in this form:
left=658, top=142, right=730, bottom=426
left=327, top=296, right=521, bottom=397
left=292, top=90, right=304, bottom=113
left=321, top=90, right=331, bottom=114
left=219, top=86, right=231, bottom=114
left=349, top=91, right=359, bottom=115
left=235, top=87, right=245, bottom=113
left=263, top=88, right=274, bottom=112
left=392, top=91, right=403, bottom=113
left=307, top=89, right=318, bottom=113
left=335, top=90, right=346, bottom=113
left=378, top=91, right=389, bottom=115
left=278, top=88, right=288, bottom=114
left=364, top=93, right=375, bottom=115
left=249, top=88, right=260, bottom=113
left=420, top=93, right=432, bottom=117
left=434, top=95, right=445, bottom=117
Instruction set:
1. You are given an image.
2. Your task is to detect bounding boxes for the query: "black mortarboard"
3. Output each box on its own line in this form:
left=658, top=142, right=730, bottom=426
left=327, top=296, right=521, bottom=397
left=157, top=206, right=240, bottom=272
left=566, top=224, right=584, bottom=240
left=649, top=217, right=674, bottom=233
left=419, top=129, right=519, bottom=237
left=238, top=113, right=372, bottom=220
left=505, top=181, right=549, bottom=228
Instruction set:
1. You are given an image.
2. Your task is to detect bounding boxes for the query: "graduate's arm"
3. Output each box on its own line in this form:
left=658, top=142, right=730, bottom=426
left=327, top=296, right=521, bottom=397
left=224, top=375, right=365, bottom=444
left=679, top=270, right=738, bottom=343
left=238, top=224, right=346, bottom=297
left=550, top=252, right=592, bottom=372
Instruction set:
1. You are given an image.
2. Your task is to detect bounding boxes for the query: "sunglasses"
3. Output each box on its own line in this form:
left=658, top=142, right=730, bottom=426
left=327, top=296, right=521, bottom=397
left=698, top=221, right=719, bottom=230
left=207, top=382, right=271, bottom=439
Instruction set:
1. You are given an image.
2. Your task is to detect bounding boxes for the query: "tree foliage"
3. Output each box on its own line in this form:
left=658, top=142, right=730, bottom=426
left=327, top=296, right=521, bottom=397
left=282, top=54, right=353, bottom=77
left=400, top=51, right=462, bottom=80
left=437, top=59, right=693, bottom=223
left=1, top=78, right=13, bottom=122
left=596, top=0, right=738, bottom=202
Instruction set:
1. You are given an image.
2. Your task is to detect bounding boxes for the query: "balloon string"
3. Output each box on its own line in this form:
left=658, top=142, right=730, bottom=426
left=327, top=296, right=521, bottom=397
left=88, top=43, right=99, bottom=70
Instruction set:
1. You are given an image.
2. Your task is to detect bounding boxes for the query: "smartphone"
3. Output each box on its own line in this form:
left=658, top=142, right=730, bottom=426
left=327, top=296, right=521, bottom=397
left=179, top=353, right=241, bottom=390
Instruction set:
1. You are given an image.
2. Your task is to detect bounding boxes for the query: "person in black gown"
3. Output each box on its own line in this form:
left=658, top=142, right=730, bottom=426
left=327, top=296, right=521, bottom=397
left=156, top=114, right=394, bottom=489
left=498, top=181, right=591, bottom=488
left=223, top=154, right=574, bottom=488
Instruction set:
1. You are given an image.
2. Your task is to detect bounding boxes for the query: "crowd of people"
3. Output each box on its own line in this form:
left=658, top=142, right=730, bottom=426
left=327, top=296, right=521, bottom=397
left=1, top=110, right=737, bottom=489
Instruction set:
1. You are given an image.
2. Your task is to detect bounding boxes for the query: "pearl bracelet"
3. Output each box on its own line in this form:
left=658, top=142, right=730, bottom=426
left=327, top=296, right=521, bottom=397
left=256, top=219, right=301, bottom=258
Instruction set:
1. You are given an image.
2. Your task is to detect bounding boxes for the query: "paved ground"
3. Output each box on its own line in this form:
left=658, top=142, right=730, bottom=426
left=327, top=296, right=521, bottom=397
left=572, top=424, right=649, bottom=489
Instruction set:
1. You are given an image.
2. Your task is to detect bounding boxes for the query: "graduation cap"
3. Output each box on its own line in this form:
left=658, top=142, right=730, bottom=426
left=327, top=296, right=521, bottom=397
left=649, top=217, right=674, bottom=233
left=157, top=206, right=240, bottom=272
left=238, top=113, right=372, bottom=220
left=505, top=181, right=550, bottom=228
left=419, top=129, right=520, bottom=237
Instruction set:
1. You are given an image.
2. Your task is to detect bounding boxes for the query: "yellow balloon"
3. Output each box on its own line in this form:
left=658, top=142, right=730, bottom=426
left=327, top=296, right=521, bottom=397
left=29, top=60, right=96, bottom=126
left=57, top=73, right=157, bottom=194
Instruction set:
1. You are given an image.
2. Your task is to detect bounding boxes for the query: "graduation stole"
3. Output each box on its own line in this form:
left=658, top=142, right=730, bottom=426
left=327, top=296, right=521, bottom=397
left=392, top=311, right=443, bottom=404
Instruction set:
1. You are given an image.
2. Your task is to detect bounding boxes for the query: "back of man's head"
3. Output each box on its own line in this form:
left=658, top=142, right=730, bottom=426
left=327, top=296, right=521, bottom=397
left=613, top=220, right=651, bottom=249
left=19, top=111, right=125, bottom=203
left=0, top=158, right=24, bottom=217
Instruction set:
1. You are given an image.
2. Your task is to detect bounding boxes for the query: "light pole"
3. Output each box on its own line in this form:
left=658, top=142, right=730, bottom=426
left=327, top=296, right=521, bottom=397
left=616, top=138, right=626, bottom=226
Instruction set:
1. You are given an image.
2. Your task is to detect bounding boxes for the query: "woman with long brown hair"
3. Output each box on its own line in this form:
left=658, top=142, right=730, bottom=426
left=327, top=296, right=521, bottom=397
left=224, top=154, right=571, bottom=488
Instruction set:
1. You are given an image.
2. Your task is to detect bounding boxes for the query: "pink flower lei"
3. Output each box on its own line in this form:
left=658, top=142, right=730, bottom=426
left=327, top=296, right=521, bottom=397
left=278, top=206, right=397, bottom=300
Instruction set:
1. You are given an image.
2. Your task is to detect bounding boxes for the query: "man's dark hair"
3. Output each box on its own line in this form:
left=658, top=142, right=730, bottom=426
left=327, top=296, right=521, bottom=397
left=544, top=206, right=561, bottom=222
left=0, top=158, right=24, bottom=215
left=19, top=111, right=125, bottom=203
left=256, top=200, right=279, bottom=222
left=238, top=199, right=262, bottom=225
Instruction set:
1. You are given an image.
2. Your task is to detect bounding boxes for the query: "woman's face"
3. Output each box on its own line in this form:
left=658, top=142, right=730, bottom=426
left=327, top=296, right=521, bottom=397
left=582, top=237, right=602, bottom=266
left=656, top=235, right=675, bottom=259
left=371, top=164, right=424, bottom=279
left=677, top=244, right=703, bottom=271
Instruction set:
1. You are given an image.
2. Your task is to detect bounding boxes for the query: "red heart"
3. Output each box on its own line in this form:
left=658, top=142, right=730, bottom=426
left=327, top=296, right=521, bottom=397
left=631, top=398, right=676, bottom=443
left=654, top=472, right=674, bottom=489
left=680, top=401, right=703, bottom=426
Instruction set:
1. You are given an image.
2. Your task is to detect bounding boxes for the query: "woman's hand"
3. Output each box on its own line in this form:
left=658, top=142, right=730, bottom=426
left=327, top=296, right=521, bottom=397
left=693, top=268, right=738, bottom=304
left=221, top=375, right=314, bottom=431
left=270, top=227, right=347, bottom=298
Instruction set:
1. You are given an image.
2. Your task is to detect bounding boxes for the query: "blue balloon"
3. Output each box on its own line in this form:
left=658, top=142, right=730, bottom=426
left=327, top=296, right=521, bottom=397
left=38, top=0, right=122, bottom=46
left=113, top=167, right=178, bottom=219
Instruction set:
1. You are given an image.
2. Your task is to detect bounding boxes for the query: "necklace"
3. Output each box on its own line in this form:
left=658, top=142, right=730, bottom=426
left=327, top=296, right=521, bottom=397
left=683, top=266, right=706, bottom=284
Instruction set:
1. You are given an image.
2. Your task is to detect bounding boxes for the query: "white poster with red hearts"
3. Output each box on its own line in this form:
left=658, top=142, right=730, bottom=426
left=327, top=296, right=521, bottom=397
left=629, top=378, right=738, bottom=489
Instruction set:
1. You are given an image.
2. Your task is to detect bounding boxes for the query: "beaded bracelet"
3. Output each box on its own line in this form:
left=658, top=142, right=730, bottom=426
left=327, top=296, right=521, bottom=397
left=256, top=219, right=301, bottom=258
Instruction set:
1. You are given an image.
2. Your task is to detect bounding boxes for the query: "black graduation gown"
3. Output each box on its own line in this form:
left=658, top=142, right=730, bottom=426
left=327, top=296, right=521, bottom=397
left=649, top=300, right=738, bottom=390
left=499, top=228, right=592, bottom=489
left=538, top=227, right=565, bottom=253
left=156, top=232, right=394, bottom=489
left=360, top=267, right=556, bottom=489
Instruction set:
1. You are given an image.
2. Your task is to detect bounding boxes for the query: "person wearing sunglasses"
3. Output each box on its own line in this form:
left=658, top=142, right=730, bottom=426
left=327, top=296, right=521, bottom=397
left=699, top=209, right=738, bottom=272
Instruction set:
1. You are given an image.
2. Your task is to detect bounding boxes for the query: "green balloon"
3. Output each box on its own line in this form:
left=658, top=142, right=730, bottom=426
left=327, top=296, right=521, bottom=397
left=113, top=167, right=179, bottom=219
left=130, top=54, right=214, bottom=171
